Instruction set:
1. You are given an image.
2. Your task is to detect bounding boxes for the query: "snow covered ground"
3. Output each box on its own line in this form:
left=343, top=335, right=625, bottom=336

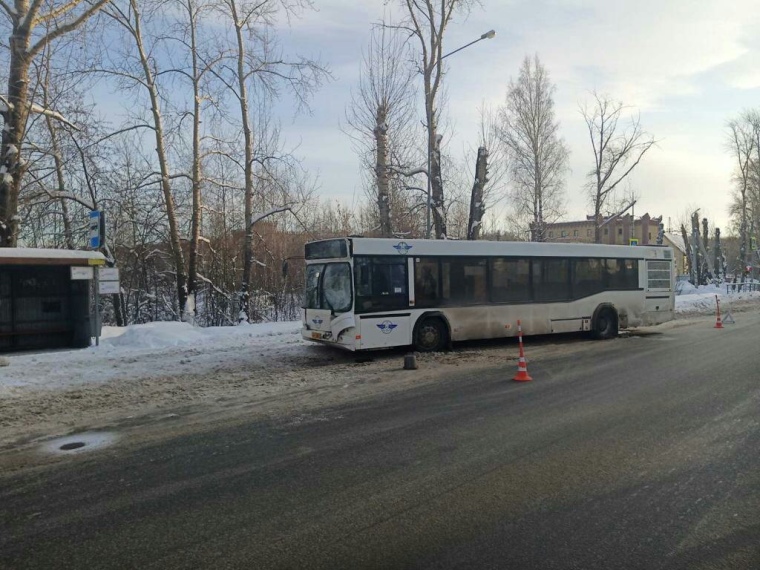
left=1, top=285, right=758, bottom=451
left=673, top=282, right=760, bottom=317
left=3, top=284, right=757, bottom=393
left=0, top=321, right=305, bottom=392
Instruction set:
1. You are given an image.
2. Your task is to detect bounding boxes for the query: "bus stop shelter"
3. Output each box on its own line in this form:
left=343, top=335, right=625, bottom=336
left=0, top=249, right=106, bottom=352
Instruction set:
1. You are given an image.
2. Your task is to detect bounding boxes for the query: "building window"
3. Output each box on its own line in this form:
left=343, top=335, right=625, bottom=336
left=561, top=230, right=567, bottom=237
left=573, top=230, right=579, bottom=237
left=587, top=229, right=592, bottom=237
left=618, top=228, right=623, bottom=235
left=548, top=231, right=553, bottom=238
left=648, top=232, right=652, bottom=240
left=604, top=228, right=609, bottom=236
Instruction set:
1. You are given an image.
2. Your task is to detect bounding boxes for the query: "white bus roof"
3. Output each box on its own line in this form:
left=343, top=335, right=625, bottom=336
left=327, top=237, right=673, bottom=260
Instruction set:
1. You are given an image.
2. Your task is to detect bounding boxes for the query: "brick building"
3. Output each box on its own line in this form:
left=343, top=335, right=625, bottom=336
left=545, top=213, right=663, bottom=246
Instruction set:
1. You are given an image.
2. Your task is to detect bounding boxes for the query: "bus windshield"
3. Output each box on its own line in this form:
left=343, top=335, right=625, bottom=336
left=304, top=263, right=352, bottom=313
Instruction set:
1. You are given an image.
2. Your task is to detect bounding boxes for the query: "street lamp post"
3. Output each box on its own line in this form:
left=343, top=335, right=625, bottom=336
left=425, top=30, right=495, bottom=239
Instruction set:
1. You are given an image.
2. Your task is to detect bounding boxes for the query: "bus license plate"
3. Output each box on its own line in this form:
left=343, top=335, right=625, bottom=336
left=311, top=332, right=321, bottom=339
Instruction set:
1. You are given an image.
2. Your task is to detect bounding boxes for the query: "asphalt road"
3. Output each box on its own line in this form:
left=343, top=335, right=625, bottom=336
left=1, top=314, right=759, bottom=569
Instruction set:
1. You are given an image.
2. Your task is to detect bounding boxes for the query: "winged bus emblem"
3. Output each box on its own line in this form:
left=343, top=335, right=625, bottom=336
left=393, top=241, right=412, bottom=255
left=376, top=320, right=398, bottom=334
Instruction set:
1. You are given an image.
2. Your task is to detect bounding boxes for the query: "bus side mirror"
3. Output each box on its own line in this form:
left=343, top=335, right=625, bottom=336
left=282, top=260, right=289, bottom=279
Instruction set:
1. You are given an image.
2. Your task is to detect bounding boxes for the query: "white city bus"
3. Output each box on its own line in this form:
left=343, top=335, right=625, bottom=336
left=301, top=237, right=674, bottom=352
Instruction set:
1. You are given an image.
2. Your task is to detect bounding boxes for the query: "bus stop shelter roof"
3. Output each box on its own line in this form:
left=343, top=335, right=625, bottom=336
left=0, top=248, right=106, bottom=266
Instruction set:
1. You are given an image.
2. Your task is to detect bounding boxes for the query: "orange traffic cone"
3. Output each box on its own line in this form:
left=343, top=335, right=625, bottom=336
left=513, top=319, right=533, bottom=382
left=714, top=294, right=724, bottom=329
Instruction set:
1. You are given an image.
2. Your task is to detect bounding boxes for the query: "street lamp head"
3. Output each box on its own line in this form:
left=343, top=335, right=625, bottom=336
left=481, top=30, right=496, bottom=40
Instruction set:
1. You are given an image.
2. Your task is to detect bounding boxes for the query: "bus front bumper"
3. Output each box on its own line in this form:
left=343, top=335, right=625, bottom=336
left=301, top=327, right=357, bottom=351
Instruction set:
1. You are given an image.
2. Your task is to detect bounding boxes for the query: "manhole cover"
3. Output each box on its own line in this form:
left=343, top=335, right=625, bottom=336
left=40, top=432, right=118, bottom=456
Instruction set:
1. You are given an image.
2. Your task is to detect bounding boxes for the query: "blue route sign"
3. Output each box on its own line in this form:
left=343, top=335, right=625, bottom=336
left=89, top=210, right=102, bottom=249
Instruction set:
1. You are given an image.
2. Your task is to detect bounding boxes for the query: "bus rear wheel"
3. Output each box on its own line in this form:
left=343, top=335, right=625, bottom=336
left=592, top=307, right=618, bottom=340
left=414, top=318, right=448, bottom=352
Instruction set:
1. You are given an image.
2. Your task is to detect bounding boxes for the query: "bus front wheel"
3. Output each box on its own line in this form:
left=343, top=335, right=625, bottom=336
left=592, top=307, right=618, bottom=340
left=414, top=318, right=448, bottom=352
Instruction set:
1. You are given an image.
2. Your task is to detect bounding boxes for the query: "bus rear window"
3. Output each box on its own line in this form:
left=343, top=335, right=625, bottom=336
left=305, top=240, right=348, bottom=260
left=647, top=260, right=671, bottom=289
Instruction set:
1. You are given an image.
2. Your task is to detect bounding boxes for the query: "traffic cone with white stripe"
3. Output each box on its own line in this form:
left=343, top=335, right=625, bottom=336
left=513, top=319, right=533, bottom=382
left=714, top=295, right=724, bottom=329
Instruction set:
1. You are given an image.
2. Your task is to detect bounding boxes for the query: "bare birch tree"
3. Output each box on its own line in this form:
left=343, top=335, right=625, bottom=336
left=581, top=91, right=656, bottom=243
left=102, top=0, right=192, bottom=318
left=212, top=0, right=328, bottom=322
left=499, top=55, right=568, bottom=241
left=345, top=25, right=415, bottom=237
left=394, top=0, right=479, bottom=239
left=726, top=110, right=759, bottom=275
left=22, top=41, right=85, bottom=248
left=164, top=0, right=223, bottom=322
left=0, top=0, right=111, bottom=246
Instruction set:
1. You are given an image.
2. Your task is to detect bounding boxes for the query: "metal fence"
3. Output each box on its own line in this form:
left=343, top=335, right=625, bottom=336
left=725, top=281, right=760, bottom=294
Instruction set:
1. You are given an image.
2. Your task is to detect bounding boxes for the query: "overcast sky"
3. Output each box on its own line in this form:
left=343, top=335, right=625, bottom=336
left=274, top=0, right=760, bottom=234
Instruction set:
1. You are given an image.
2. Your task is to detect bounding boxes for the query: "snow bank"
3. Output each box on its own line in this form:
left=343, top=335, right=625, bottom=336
left=0, top=320, right=304, bottom=393
left=103, top=322, right=207, bottom=349
left=675, top=282, right=760, bottom=314
left=100, top=321, right=298, bottom=350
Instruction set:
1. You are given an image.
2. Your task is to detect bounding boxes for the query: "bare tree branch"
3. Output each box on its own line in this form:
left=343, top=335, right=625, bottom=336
left=580, top=90, right=656, bottom=243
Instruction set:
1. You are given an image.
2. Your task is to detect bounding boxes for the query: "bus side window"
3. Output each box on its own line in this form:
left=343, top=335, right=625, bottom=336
left=354, top=257, right=408, bottom=312
left=490, top=258, right=530, bottom=303
left=572, top=258, right=603, bottom=298
left=415, top=259, right=439, bottom=307
left=355, top=259, right=373, bottom=297
left=438, top=258, right=487, bottom=305
left=603, top=258, right=639, bottom=290
left=533, top=258, right=570, bottom=301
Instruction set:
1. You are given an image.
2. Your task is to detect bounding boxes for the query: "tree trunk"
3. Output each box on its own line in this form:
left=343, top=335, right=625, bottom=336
left=424, top=67, right=446, bottom=239
left=592, top=205, right=602, bottom=244
left=680, top=224, right=692, bottom=281
left=0, top=0, right=111, bottom=246
left=0, top=28, right=32, bottom=247
left=42, top=76, right=75, bottom=250
left=430, top=131, right=446, bottom=239
left=374, top=103, right=392, bottom=237
left=131, top=0, right=187, bottom=319
left=714, top=228, right=722, bottom=281
left=467, top=146, right=488, bottom=240
left=186, top=0, right=203, bottom=323
left=231, top=0, right=255, bottom=323
left=690, top=213, right=702, bottom=284
left=701, top=217, right=710, bottom=279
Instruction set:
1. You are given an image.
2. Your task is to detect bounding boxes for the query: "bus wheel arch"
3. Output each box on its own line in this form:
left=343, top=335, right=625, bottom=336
left=592, top=304, right=618, bottom=340
left=413, top=312, right=451, bottom=352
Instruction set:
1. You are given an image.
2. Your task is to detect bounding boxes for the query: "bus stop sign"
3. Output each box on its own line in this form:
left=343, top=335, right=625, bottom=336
left=89, top=210, right=102, bottom=249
